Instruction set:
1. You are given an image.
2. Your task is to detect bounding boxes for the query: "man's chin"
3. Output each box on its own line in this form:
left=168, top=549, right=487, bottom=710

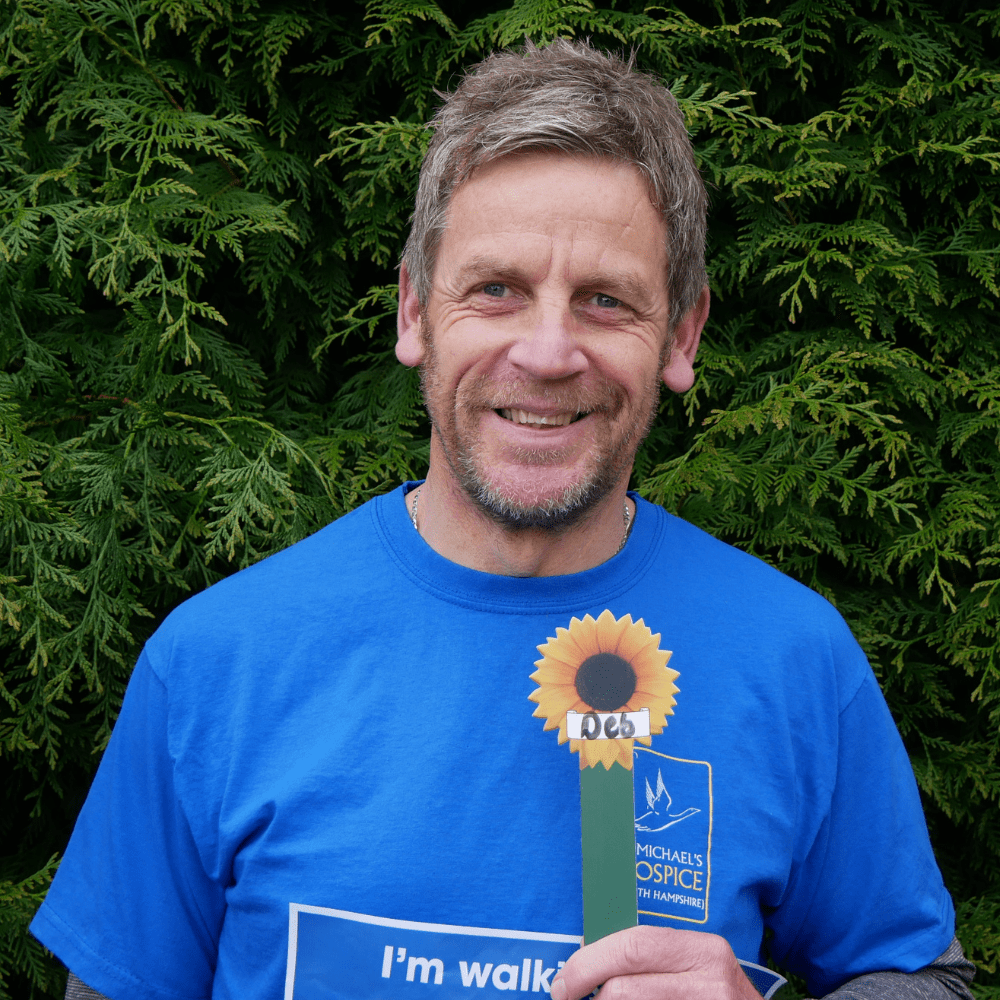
left=458, top=469, right=611, bottom=532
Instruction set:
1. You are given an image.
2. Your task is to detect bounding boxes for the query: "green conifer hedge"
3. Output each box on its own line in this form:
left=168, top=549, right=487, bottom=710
left=1, top=1, right=998, bottom=996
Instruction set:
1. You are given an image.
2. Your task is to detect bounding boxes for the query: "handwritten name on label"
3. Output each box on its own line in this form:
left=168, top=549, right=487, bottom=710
left=566, top=709, right=650, bottom=740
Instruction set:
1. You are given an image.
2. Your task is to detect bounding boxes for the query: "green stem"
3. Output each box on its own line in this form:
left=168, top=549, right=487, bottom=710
left=580, top=762, right=638, bottom=944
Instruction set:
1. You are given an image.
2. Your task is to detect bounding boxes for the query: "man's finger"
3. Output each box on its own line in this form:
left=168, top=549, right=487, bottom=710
left=566, top=971, right=746, bottom=1000
left=550, top=926, right=747, bottom=1000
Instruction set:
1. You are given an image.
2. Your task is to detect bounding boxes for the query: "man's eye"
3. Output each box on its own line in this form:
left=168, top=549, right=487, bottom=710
left=593, top=293, right=621, bottom=309
left=482, top=283, right=507, bottom=298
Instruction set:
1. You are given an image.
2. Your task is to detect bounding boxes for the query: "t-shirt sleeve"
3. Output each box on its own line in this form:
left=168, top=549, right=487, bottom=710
left=766, top=670, right=955, bottom=997
left=30, top=651, right=225, bottom=1000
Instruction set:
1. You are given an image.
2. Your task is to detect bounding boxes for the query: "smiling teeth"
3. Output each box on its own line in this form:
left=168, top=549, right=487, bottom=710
left=500, top=409, right=577, bottom=426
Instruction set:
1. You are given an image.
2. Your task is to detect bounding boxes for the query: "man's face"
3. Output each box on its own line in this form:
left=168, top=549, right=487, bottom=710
left=403, top=153, right=681, bottom=529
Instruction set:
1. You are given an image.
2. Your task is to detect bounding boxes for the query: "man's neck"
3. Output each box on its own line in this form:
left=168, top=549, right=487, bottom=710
left=407, top=474, right=634, bottom=577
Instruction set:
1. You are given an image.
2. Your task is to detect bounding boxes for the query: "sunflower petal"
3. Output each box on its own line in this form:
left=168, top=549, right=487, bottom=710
left=531, top=662, right=580, bottom=685
left=531, top=687, right=579, bottom=720
left=615, top=618, right=655, bottom=661
left=595, top=608, right=628, bottom=651
left=574, top=738, right=601, bottom=769
left=615, top=738, right=635, bottom=769
left=537, top=649, right=591, bottom=674
left=566, top=616, right=602, bottom=659
left=596, top=739, right=623, bottom=770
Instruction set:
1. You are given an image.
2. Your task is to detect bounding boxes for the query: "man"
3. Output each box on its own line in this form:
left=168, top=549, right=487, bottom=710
left=34, top=40, right=974, bottom=1000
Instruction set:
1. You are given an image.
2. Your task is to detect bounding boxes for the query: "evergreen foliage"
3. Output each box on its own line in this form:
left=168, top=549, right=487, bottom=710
left=1, top=1, right=998, bottom=996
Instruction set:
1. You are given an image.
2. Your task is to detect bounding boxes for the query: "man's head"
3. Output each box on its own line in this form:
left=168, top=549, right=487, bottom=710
left=396, top=41, right=710, bottom=534
left=403, top=39, right=707, bottom=335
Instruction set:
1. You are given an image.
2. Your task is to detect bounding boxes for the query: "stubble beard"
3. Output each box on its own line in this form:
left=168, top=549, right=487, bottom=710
left=418, top=339, right=664, bottom=532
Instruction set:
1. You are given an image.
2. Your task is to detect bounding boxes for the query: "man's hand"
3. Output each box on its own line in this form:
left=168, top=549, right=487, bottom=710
left=550, top=926, right=762, bottom=1000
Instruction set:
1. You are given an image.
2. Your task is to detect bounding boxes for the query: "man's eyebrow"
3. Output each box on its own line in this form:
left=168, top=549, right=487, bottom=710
left=454, top=254, right=526, bottom=287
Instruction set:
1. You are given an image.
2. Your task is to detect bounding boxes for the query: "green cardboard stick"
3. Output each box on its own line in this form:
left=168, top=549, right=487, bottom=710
left=580, top=762, right=638, bottom=944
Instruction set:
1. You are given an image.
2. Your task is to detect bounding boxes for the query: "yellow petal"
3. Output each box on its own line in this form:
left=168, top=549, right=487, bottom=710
left=530, top=661, right=579, bottom=686
left=537, top=624, right=585, bottom=661
left=531, top=687, right=578, bottom=720
left=595, top=739, right=623, bottom=770
left=615, top=738, right=635, bottom=769
left=566, top=618, right=602, bottom=659
left=645, top=694, right=678, bottom=714
left=539, top=649, right=590, bottom=675
left=572, top=738, right=597, bottom=769
left=594, top=608, right=628, bottom=651
left=616, top=618, right=655, bottom=661
left=538, top=717, right=564, bottom=736
left=632, top=687, right=678, bottom=710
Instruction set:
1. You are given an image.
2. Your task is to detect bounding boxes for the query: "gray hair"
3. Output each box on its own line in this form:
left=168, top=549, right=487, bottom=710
left=402, top=38, right=707, bottom=333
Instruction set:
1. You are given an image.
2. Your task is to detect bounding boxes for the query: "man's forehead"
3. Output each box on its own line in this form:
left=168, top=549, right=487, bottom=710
left=456, top=149, right=659, bottom=212
left=442, top=152, right=665, bottom=264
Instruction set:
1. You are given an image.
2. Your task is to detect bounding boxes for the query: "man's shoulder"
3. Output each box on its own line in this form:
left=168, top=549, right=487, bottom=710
left=146, top=493, right=391, bottom=662
left=641, top=499, right=854, bottom=637
left=639, top=501, right=871, bottom=711
left=646, top=500, right=827, bottom=593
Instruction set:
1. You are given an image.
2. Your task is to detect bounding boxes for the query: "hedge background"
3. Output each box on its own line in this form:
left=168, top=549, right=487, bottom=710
left=1, top=1, right=998, bottom=997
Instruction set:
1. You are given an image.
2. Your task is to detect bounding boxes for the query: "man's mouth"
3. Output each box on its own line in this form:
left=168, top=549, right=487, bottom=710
left=497, top=408, right=586, bottom=427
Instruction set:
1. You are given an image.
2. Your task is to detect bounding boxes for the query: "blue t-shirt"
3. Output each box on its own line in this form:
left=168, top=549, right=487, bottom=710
left=31, top=488, right=954, bottom=1000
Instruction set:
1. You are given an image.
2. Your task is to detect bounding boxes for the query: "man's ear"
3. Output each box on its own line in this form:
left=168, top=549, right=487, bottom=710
left=661, top=286, right=710, bottom=393
left=396, top=262, right=425, bottom=367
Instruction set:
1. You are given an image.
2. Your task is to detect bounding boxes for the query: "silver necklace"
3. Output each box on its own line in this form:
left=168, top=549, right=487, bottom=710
left=409, top=487, right=634, bottom=553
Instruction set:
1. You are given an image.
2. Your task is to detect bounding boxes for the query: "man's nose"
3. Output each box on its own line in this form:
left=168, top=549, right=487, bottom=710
left=505, top=301, right=587, bottom=379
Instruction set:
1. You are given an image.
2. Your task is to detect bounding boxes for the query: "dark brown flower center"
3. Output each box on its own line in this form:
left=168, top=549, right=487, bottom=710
left=575, top=652, right=636, bottom=711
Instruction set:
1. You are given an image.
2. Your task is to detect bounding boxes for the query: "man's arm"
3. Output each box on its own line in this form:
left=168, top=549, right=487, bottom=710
left=65, top=973, right=110, bottom=1000
left=822, top=937, right=974, bottom=1000
left=32, top=654, right=226, bottom=1000
left=550, top=929, right=975, bottom=1000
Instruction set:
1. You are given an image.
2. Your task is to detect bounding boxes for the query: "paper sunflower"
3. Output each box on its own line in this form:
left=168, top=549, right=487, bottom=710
left=529, top=609, right=679, bottom=770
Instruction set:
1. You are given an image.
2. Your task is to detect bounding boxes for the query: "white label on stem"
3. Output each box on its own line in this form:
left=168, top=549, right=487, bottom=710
left=566, top=709, right=650, bottom=740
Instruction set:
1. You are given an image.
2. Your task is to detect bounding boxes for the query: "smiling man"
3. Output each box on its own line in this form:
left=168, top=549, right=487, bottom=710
left=34, top=40, right=973, bottom=1000
left=396, top=151, right=706, bottom=576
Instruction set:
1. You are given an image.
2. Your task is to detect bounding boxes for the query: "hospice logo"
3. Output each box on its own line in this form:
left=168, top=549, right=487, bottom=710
left=285, top=906, right=580, bottom=1000
left=633, top=747, right=712, bottom=924
left=636, top=768, right=700, bottom=832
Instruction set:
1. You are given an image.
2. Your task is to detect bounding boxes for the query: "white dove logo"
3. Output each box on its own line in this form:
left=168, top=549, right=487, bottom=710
left=635, top=769, right=701, bottom=832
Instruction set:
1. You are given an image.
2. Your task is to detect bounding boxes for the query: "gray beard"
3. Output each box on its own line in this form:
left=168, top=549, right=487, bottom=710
left=460, top=468, right=597, bottom=530
left=421, top=364, right=662, bottom=533
left=452, top=433, right=625, bottom=531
